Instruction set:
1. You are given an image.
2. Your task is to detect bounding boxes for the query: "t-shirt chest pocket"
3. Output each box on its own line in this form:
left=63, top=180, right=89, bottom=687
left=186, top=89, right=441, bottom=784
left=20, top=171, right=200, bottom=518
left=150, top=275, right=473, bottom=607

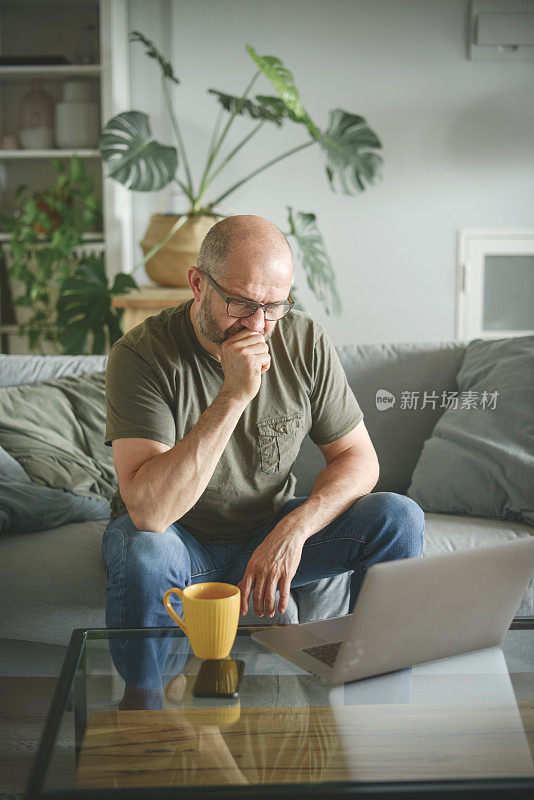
left=257, top=413, right=303, bottom=474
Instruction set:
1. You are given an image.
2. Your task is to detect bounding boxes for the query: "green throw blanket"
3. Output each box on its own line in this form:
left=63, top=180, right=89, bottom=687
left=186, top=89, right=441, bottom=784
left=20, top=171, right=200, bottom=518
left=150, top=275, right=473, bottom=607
left=0, top=372, right=116, bottom=499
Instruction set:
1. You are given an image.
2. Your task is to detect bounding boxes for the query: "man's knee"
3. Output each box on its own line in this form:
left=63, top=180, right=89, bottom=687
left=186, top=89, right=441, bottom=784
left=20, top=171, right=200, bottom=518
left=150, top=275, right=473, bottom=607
left=347, top=491, right=424, bottom=557
left=103, top=513, right=191, bottom=592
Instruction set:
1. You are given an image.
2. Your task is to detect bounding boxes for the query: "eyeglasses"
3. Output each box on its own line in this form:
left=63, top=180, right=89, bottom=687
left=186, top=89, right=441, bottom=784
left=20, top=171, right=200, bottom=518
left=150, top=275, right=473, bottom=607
left=200, top=269, right=294, bottom=321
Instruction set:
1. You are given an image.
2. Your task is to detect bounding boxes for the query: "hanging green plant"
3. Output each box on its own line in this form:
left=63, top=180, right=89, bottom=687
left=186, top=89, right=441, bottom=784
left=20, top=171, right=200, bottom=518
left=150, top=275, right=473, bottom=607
left=0, top=156, right=137, bottom=353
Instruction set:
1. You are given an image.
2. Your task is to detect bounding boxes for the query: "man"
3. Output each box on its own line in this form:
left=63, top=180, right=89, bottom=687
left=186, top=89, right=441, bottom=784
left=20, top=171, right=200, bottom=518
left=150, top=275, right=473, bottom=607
left=103, top=215, right=424, bottom=642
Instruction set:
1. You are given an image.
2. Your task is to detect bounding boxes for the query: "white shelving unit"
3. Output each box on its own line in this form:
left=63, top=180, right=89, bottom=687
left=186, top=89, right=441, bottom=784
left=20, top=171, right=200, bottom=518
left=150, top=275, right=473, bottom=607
left=0, top=149, right=101, bottom=159
left=0, top=64, right=101, bottom=80
left=0, top=0, right=132, bottom=354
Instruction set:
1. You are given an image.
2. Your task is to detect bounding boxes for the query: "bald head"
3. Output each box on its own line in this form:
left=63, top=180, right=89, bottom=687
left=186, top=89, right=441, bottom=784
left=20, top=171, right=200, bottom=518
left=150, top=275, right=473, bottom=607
left=197, top=215, right=293, bottom=282
left=190, top=214, right=294, bottom=351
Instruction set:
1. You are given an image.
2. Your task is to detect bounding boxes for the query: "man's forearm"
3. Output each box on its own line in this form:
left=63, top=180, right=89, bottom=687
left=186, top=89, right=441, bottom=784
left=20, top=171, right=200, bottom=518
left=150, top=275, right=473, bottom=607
left=274, top=450, right=380, bottom=543
left=127, top=390, right=246, bottom=532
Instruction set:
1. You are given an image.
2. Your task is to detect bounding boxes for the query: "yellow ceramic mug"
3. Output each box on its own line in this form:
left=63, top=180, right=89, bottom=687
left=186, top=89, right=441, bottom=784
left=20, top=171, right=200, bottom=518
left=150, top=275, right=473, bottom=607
left=163, top=582, right=240, bottom=659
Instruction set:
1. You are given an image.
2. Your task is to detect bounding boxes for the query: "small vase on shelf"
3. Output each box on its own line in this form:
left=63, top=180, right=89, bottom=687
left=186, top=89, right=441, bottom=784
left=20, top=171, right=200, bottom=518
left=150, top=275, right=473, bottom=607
left=18, top=82, right=55, bottom=150
left=55, top=81, right=100, bottom=148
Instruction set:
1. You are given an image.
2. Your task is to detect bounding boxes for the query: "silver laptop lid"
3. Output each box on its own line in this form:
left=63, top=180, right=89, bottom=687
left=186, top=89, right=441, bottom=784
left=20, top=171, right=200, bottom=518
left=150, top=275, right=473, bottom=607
left=331, top=537, right=534, bottom=684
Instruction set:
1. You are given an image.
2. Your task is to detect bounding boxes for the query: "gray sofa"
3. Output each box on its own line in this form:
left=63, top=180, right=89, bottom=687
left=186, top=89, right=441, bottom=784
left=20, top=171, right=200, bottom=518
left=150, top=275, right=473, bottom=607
left=1, top=340, right=532, bottom=674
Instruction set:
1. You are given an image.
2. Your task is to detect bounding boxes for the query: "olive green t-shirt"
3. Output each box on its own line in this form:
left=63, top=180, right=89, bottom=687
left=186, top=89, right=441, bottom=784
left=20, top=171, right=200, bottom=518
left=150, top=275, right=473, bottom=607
left=105, top=300, right=363, bottom=544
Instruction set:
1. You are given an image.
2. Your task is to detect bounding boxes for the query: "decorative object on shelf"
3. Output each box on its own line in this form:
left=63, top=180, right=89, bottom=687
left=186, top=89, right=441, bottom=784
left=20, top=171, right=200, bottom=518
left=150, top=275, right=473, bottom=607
left=99, top=31, right=384, bottom=313
left=75, top=19, right=99, bottom=65
left=18, top=81, right=55, bottom=149
left=1, top=134, right=19, bottom=149
left=55, top=81, right=100, bottom=148
left=140, top=213, right=222, bottom=286
left=0, top=156, right=136, bottom=354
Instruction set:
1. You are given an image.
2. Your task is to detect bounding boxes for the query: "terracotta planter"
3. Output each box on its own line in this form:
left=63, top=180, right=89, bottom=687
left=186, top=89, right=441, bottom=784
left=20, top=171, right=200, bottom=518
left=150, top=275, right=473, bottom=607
left=140, top=214, right=222, bottom=287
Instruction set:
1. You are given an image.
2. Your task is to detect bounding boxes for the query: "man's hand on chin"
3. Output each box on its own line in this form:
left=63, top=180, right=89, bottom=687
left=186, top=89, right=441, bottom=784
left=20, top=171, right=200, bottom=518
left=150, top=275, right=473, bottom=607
left=237, top=528, right=305, bottom=618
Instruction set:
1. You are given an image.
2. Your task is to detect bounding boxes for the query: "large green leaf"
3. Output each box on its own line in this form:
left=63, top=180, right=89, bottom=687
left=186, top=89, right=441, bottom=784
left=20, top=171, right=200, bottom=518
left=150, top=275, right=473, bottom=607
left=320, top=109, right=383, bottom=196
left=287, top=207, right=341, bottom=316
left=208, top=89, right=284, bottom=126
left=254, top=94, right=301, bottom=123
left=99, top=111, right=178, bottom=192
left=57, top=256, right=137, bottom=354
left=58, top=317, right=90, bottom=355
left=245, top=46, right=320, bottom=140
left=111, top=272, right=137, bottom=294
left=129, top=31, right=180, bottom=85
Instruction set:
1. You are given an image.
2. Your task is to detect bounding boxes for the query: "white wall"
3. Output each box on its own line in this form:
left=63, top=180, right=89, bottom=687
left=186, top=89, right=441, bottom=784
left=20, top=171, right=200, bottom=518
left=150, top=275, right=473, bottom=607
left=126, top=0, right=534, bottom=344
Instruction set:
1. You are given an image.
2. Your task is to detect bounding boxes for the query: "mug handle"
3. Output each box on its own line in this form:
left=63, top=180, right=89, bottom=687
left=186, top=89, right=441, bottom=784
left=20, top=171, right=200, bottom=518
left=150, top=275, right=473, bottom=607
left=163, top=588, right=187, bottom=634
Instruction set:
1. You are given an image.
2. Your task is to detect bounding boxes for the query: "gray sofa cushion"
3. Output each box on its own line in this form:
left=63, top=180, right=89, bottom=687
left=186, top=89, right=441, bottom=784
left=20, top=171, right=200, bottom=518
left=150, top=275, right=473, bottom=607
left=0, top=356, right=114, bottom=532
left=423, top=512, right=534, bottom=617
left=0, top=519, right=109, bottom=645
left=0, top=372, right=116, bottom=500
left=0, top=353, right=108, bottom=388
left=408, top=336, right=534, bottom=525
left=294, top=341, right=467, bottom=496
left=293, top=573, right=351, bottom=621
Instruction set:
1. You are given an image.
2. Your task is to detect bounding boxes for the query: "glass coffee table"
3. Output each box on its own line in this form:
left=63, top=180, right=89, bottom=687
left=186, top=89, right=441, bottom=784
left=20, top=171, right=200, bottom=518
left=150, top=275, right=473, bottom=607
left=27, top=621, right=534, bottom=799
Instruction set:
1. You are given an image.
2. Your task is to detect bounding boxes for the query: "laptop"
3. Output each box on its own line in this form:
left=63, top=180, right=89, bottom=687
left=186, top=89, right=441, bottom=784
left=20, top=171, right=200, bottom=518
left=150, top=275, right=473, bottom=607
left=252, top=537, right=534, bottom=685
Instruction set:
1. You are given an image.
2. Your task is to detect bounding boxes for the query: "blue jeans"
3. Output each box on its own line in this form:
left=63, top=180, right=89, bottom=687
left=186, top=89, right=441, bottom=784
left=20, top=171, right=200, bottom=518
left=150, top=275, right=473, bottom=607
left=102, top=492, right=424, bottom=691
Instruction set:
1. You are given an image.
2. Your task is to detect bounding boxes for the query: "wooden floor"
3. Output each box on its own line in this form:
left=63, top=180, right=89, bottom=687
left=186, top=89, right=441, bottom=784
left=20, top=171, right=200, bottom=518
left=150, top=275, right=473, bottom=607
left=0, top=677, right=58, bottom=797
left=1, top=675, right=533, bottom=796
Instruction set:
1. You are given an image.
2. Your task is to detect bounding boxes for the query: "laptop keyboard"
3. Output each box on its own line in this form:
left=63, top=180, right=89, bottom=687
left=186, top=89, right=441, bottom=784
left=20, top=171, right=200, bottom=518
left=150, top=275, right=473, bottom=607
left=303, top=640, right=342, bottom=667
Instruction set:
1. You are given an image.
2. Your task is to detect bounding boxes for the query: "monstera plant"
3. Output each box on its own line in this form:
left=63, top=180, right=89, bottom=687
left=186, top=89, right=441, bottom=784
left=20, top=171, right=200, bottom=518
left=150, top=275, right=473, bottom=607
left=99, top=31, right=383, bottom=315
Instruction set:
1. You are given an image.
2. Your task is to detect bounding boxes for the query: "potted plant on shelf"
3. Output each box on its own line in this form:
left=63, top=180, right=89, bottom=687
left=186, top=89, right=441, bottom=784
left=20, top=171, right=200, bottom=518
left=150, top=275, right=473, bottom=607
left=0, top=156, right=137, bottom=354
left=99, top=32, right=383, bottom=316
